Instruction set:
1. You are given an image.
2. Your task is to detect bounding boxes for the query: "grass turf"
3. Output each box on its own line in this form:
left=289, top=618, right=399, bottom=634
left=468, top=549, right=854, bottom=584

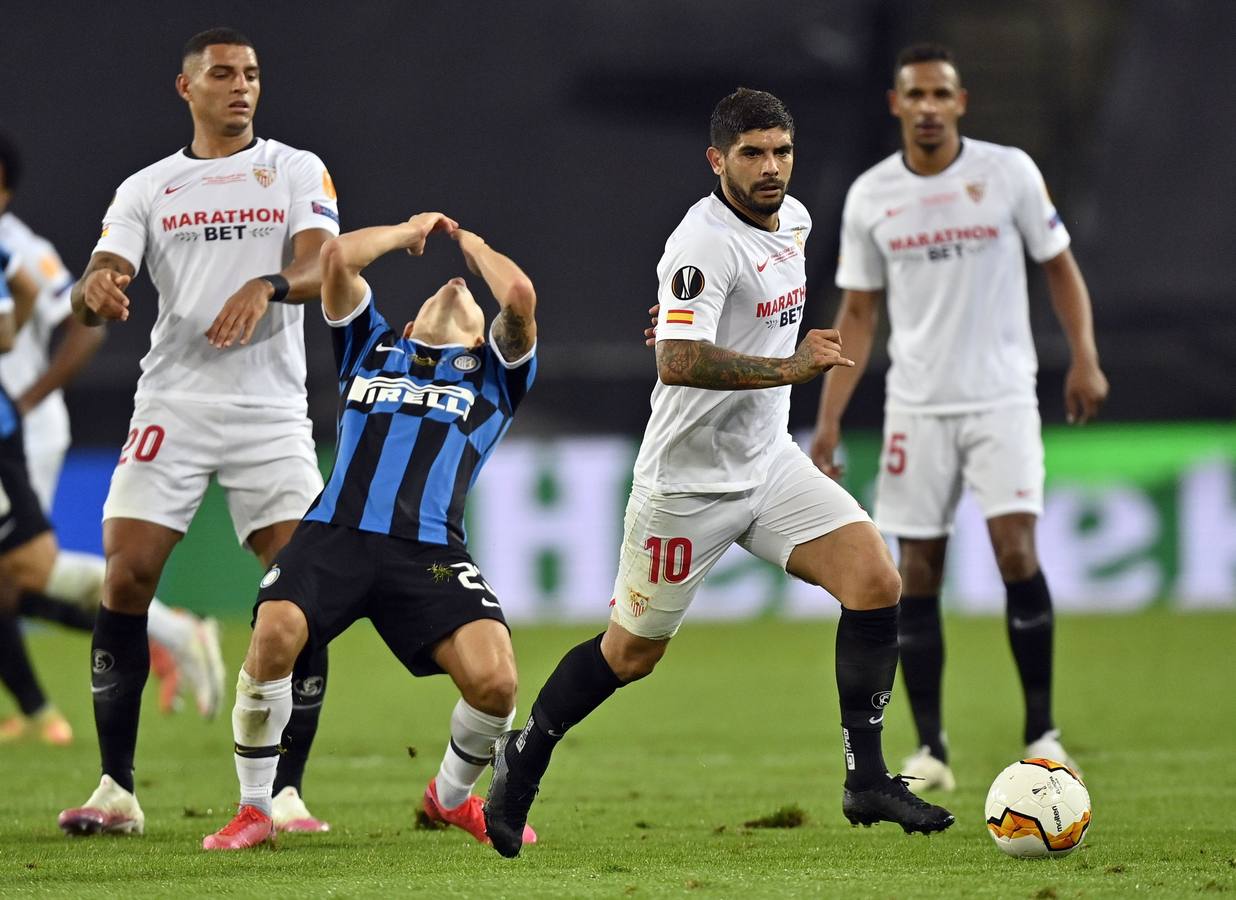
left=2, top=611, right=1233, bottom=898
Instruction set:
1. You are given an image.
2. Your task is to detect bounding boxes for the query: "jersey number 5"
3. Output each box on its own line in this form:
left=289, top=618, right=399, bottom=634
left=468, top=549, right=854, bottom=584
left=645, top=536, right=692, bottom=584
left=118, top=425, right=166, bottom=465
left=885, top=432, right=907, bottom=475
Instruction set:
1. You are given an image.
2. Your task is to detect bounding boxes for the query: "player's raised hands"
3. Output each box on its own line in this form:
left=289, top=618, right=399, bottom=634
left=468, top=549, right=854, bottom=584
left=1064, top=360, right=1108, bottom=425
left=402, top=212, right=459, bottom=256
left=784, top=328, right=855, bottom=384
left=82, top=269, right=132, bottom=322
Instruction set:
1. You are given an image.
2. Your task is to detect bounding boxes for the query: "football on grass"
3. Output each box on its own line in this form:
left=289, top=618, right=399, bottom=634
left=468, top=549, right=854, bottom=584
left=985, top=758, right=1092, bottom=858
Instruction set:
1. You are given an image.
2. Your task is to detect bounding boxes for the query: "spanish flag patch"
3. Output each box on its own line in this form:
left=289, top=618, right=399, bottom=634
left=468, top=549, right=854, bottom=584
left=666, top=308, right=694, bottom=325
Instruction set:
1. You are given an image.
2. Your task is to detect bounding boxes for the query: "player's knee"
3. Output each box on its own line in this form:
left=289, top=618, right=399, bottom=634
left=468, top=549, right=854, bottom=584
left=605, top=641, right=666, bottom=683
left=465, top=667, right=518, bottom=718
left=843, top=564, right=902, bottom=611
left=101, top=556, right=159, bottom=613
left=994, top=544, right=1038, bottom=582
left=248, top=603, right=307, bottom=676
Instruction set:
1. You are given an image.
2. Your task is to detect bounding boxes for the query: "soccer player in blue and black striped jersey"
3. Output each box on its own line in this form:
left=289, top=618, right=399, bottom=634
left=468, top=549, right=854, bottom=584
left=205, top=212, right=541, bottom=850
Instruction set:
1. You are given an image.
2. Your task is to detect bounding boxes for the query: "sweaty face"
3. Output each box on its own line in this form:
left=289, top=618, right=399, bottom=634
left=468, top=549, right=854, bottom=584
left=890, top=61, right=966, bottom=152
left=406, top=278, right=485, bottom=346
left=716, top=128, right=794, bottom=217
left=180, top=44, right=261, bottom=137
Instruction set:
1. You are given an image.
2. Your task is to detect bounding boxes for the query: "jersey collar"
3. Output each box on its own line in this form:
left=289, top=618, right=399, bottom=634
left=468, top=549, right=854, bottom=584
left=900, top=137, right=966, bottom=178
left=181, top=136, right=260, bottom=160
left=712, top=184, right=779, bottom=233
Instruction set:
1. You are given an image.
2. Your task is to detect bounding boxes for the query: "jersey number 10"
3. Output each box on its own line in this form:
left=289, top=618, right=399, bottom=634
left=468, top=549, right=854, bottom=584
left=645, top=536, right=693, bottom=584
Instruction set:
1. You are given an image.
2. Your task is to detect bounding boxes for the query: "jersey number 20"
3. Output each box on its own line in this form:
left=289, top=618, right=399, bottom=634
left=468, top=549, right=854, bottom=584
left=119, top=425, right=166, bottom=465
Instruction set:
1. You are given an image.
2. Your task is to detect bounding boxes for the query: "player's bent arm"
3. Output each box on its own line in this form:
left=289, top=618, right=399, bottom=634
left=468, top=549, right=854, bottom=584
left=815, top=290, right=881, bottom=428
left=455, top=230, right=537, bottom=361
left=318, top=217, right=452, bottom=320
left=16, top=317, right=106, bottom=415
left=71, top=252, right=135, bottom=326
left=1041, top=248, right=1109, bottom=423
left=657, top=329, right=853, bottom=391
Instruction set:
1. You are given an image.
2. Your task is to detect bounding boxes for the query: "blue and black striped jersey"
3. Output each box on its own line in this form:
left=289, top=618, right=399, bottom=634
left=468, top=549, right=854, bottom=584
left=302, top=288, right=536, bottom=547
left=0, top=243, right=21, bottom=443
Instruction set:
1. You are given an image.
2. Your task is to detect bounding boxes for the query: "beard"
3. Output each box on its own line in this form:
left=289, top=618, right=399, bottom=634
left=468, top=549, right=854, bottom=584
left=724, top=172, right=786, bottom=217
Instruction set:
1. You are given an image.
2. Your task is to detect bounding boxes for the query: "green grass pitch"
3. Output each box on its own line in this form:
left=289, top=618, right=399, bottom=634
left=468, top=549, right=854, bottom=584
left=2, top=611, right=1234, bottom=898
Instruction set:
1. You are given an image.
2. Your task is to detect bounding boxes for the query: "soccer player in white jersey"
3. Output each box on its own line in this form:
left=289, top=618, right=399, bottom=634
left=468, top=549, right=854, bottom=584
left=483, top=89, right=955, bottom=858
left=0, top=132, right=224, bottom=734
left=812, top=44, right=1109, bottom=792
left=57, top=28, right=340, bottom=837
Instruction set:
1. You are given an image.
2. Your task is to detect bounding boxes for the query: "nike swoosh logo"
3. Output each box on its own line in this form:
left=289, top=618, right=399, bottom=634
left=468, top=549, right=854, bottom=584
left=868, top=713, right=885, bottom=725
left=756, top=256, right=770, bottom=272
left=375, top=345, right=405, bottom=355
left=1010, top=612, right=1052, bottom=630
left=481, top=598, right=501, bottom=608
left=90, top=685, right=112, bottom=695
left=164, top=182, right=191, bottom=195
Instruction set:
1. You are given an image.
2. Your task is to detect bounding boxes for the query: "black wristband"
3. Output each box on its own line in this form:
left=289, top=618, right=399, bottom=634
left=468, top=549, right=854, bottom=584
left=259, top=273, right=290, bottom=303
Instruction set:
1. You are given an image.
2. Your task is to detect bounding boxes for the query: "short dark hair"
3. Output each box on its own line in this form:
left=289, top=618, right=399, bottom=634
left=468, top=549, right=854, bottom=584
left=894, top=43, right=958, bottom=85
left=182, top=27, right=255, bottom=68
left=0, top=132, right=21, bottom=193
left=709, top=88, right=795, bottom=153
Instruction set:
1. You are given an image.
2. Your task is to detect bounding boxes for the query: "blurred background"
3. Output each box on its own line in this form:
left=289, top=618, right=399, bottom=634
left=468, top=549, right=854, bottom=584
left=1, top=0, right=1232, bottom=620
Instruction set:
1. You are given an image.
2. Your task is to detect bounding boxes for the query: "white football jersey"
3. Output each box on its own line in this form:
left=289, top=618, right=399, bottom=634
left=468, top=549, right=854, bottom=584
left=634, top=189, right=811, bottom=492
left=93, top=138, right=340, bottom=409
left=0, top=211, right=75, bottom=455
left=836, top=138, right=1070, bottom=413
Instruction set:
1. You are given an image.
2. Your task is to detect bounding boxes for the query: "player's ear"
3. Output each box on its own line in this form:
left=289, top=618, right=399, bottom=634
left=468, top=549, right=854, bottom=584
left=886, top=88, right=899, bottom=117
left=957, top=87, right=968, bottom=118
left=706, top=146, right=725, bottom=176
left=175, top=73, right=191, bottom=102
left=402, top=321, right=415, bottom=339
left=470, top=335, right=485, bottom=350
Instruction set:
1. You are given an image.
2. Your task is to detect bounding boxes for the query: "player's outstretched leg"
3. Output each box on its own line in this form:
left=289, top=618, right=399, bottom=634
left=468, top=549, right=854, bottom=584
left=271, top=645, right=331, bottom=833
left=836, top=605, right=954, bottom=834
left=202, top=668, right=291, bottom=850
left=422, top=699, right=536, bottom=846
left=203, top=600, right=305, bottom=850
left=485, top=629, right=638, bottom=857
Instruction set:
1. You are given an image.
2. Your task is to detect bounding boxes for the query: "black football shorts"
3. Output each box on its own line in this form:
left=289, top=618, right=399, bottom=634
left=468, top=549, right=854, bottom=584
left=253, top=520, right=508, bottom=676
left=0, top=433, right=51, bottom=554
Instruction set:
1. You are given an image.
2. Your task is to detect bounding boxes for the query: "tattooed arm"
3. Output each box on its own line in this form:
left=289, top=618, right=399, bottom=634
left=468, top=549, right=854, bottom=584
left=656, top=329, right=855, bottom=391
left=452, top=229, right=537, bottom=361
left=72, top=252, right=136, bottom=326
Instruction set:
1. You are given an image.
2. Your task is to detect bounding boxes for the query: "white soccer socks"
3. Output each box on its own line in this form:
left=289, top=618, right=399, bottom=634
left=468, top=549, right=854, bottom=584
left=434, top=699, right=515, bottom=809
left=232, top=669, right=293, bottom=816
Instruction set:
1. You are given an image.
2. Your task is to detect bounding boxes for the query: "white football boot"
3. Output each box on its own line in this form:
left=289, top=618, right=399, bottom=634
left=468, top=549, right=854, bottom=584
left=58, top=775, right=145, bottom=836
left=272, top=786, right=331, bottom=833
left=900, top=745, right=957, bottom=793
left=1024, top=729, right=1081, bottom=776
left=175, top=615, right=226, bottom=719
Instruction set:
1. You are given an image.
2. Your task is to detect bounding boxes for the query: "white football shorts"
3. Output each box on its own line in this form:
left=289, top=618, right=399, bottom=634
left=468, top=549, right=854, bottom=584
left=102, top=397, right=323, bottom=545
left=874, top=404, right=1045, bottom=538
left=25, top=445, right=66, bottom=514
left=609, top=440, right=871, bottom=639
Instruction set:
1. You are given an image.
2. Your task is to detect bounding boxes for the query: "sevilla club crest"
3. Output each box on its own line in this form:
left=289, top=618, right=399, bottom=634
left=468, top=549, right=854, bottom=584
left=252, top=165, right=277, bottom=188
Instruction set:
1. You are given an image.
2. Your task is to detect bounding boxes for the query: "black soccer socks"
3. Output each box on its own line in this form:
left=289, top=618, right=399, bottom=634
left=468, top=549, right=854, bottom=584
left=0, top=617, right=50, bottom=716
left=274, top=645, right=328, bottom=797
left=897, top=594, right=948, bottom=762
left=91, top=606, right=149, bottom=794
left=508, top=633, right=624, bottom=783
left=836, top=605, right=899, bottom=791
left=1005, top=570, right=1055, bottom=743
